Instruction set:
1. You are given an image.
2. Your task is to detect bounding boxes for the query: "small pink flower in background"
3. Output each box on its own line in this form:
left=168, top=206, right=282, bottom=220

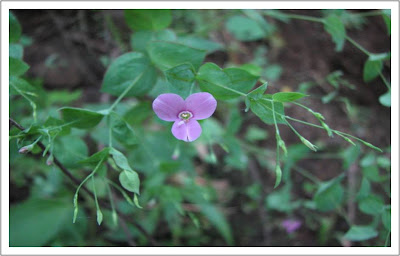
left=153, top=92, right=217, bottom=142
left=281, top=219, right=302, bottom=234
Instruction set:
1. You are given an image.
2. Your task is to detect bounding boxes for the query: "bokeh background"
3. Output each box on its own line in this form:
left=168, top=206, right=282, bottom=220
left=9, top=9, right=391, bottom=247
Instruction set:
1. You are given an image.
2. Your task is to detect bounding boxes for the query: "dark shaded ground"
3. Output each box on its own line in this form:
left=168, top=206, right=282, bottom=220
left=12, top=9, right=391, bottom=246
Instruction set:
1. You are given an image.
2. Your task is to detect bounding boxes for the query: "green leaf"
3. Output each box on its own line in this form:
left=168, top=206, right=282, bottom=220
left=10, top=57, right=29, bottom=77
left=368, top=52, right=390, bottom=62
left=240, top=63, right=262, bottom=77
left=43, top=116, right=71, bottom=136
left=199, top=204, right=233, bottom=245
left=9, top=76, right=37, bottom=97
left=130, top=29, right=176, bottom=52
left=178, top=36, right=223, bottom=53
left=341, top=145, right=360, bottom=169
left=360, top=153, right=375, bottom=167
left=79, top=147, right=110, bottom=165
left=321, top=91, right=338, bottom=104
left=119, top=170, right=140, bottom=194
left=379, top=90, right=391, bottom=107
left=242, top=9, right=275, bottom=36
left=147, top=41, right=207, bottom=70
left=225, top=15, right=266, bottom=41
left=245, top=125, right=268, bottom=142
left=10, top=198, right=70, bottom=246
left=124, top=9, right=172, bottom=31
left=53, top=135, right=89, bottom=168
left=272, top=92, right=307, bottom=102
left=60, top=107, right=104, bottom=129
left=382, top=206, right=391, bottom=231
left=249, top=95, right=285, bottom=124
left=377, top=156, right=391, bottom=169
left=323, top=15, right=346, bottom=52
left=101, top=52, right=157, bottom=96
left=263, top=64, right=283, bottom=81
left=343, top=226, right=378, bottom=241
left=110, top=112, right=138, bottom=146
left=363, top=59, right=383, bottom=82
left=362, top=165, right=382, bottom=182
left=356, top=177, right=371, bottom=201
left=359, top=194, right=384, bottom=215
left=47, top=89, right=82, bottom=106
left=10, top=43, right=23, bottom=59
left=248, top=82, right=268, bottom=100
left=313, top=176, right=344, bottom=211
left=10, top=11, right=22, bottom=43
left=109, top=147, right=133, bottom=172
left=165, top=63, right=196, bottom=98
left=196, top=62, right=259, bottom=100
left=124, top=101, right=152, bottom=125
left=266, top=186, right=300, bottom=212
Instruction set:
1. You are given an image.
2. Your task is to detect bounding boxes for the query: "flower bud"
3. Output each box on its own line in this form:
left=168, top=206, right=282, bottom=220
left=300, top=136, right=318, bottom=152
left=171, top=146, right=180, bottom=160
left=18, top=145, right=33, bottom=154
left=46, top=155, right=54, bottom=166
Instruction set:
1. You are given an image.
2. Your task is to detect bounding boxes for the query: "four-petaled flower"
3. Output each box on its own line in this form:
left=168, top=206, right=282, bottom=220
left=152, top=92, right=217, bottom=142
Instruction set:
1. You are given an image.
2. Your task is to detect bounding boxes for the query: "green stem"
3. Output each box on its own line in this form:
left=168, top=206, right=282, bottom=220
left=346, top=36, right=371, bottom=56
left=384, top=230, right=391, bottom=247
left=73, top=159, right=103, bottom=222
left=293, top=166, right=320, bottom=184
left=198, top=79, right=248, bottom=97
left=337, top=207, right=351, bottom=226
left=10, top=82, right=37, bottom=122
left=106, top=178, right=134, bottom=206
left=353, top=10, right=384, bottom=17
left=379, top=72, right=391, bottom=90
left=91, top=176, right=102, bottom=224
left=107, top=115, right=113, bottom=148
left=283, top=118, right=303, bottom=139
left=108, top=72, right=144, bottom=112
left=259, top=99, right=380, bottom=150
left=272, top=101, right=280, bottom=160
left=270, top=12, right=324, bottom=23
left=188, top=82, right=195, bottom=97
left=106, top=181, right=118, bottom=225
left=42, top=120, right=79, bottom=131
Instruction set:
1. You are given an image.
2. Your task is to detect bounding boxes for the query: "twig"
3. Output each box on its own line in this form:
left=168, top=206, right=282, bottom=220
left=9, top=118, right=159, bottom=246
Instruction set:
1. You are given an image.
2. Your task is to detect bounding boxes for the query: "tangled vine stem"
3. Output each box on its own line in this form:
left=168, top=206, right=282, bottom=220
left=9, top=118, right=159, bottom=246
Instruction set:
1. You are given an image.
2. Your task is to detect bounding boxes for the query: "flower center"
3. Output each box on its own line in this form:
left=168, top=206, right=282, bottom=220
left=178, top=111, right=193, bottom=120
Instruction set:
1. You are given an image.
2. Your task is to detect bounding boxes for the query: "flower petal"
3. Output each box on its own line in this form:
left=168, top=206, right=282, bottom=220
left=185, top=92, right=217, bottom=120
left=152, top=93, right=185, bottom=121
left=171, top=119, right=202, bottom=142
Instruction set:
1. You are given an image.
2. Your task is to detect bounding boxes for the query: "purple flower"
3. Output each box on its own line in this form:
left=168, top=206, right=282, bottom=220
left=281, top=219, right=302, bottom=234
left=152, top=92, right=217, bottom=142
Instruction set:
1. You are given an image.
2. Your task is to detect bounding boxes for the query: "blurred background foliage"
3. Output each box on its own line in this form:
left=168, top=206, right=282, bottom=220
left=9, top=9, right=390, bottom=246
